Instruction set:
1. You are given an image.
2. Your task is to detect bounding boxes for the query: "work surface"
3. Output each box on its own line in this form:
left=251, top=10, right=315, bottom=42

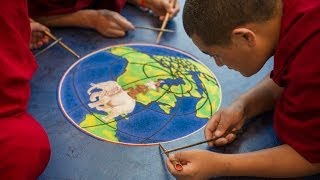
left=29, top=1, right=317, bottom=180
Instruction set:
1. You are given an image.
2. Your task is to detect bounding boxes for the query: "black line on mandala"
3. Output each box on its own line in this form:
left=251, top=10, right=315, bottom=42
left=71, top=60, right=156, bottom=140
left=139, top=107, right=180, bottom=143
left=65, top=46, right=220, bottom=143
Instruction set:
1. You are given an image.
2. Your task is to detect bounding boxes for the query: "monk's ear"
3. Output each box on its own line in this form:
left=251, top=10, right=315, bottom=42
left=231, top=28, right=256, bottom=47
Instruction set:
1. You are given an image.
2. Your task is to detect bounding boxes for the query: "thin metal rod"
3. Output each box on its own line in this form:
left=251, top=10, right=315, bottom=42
left=159, top=144, right=183, bottom=171
left=135, top=25, right=174, bottom=33
left=159, top=144, right=170, bottom=157
left=164, top=129, right=242, bottom=154
left=156, top=0, right=176, bottom=43
left=30, top=18, right=80, bottom=58
left=34, top=38, right=62, bottom=57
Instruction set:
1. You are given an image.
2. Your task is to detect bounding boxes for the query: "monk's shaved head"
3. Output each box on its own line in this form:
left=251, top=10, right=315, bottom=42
left=183, top=0, right=280, bottom=46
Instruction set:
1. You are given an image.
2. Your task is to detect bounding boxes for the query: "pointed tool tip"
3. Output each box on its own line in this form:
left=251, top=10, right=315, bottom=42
left=159, top=144, right=164, bottom=151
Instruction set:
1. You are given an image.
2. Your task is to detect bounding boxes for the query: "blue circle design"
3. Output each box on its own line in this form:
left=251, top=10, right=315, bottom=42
left=58, top=43, right=221, bottom=145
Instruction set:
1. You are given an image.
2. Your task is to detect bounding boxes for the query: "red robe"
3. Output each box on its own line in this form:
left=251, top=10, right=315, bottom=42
left=0, top=1, right=50, bottom=179
left=272, top=0, right=320, bottom=163
left=28, top=0, right=127, bottom=17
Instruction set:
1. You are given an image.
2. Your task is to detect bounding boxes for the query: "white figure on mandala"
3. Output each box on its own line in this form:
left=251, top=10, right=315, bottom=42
left=87, top=81, right=136, bottom=122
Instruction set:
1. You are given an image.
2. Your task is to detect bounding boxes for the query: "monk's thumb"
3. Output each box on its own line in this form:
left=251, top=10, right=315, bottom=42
left=169, top=152, right=187, bottom=162
left=215, top=121, right=231, bottom=137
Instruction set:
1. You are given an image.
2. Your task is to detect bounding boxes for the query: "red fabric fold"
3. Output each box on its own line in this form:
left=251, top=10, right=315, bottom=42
left=272, top=0, right=320, bottom=163
left=28, top=0, right=127, bottom=17
left=0, top=1, right=51, bottom=178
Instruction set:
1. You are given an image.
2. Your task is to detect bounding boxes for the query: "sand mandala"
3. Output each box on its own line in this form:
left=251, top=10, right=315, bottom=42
left=58, top=43, right=222, bottom=145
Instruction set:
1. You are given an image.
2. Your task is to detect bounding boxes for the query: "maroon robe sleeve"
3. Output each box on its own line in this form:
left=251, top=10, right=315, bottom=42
left=0, top=1, right=50, bottom=179
left=28, top=0, right=127, bottom=17
left=272, top=0, right=320, bottom=163
left=0, top=0, right=37, bottom=116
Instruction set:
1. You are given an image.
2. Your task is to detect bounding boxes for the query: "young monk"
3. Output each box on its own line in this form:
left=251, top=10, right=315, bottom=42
left=167, top=0, right=320, bottom=179
left=28, top=0, right=180, bottom=38
left=0, top=1, right=51, bottom=179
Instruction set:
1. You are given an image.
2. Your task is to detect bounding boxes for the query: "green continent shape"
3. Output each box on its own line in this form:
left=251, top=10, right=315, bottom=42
left=80, top=113, right=118, bottom=142
left=153, top=55, right=220, bottom=119
left=195, top=74, right=221, bottom=118
left=108, top=47, right=221, bottom=118
left=110, top=46, right=170, bottom=86
left=159, top=104, right=172, bottom=114
left=109, top=47, right=177, bottom=113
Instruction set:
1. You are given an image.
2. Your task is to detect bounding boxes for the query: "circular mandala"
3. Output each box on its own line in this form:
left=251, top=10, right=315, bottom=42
left=58, top=43, right=221, bottom=145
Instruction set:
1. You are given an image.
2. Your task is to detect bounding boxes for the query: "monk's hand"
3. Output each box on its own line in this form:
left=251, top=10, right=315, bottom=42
left=93, top=9, right=134, bottom=37
left=30, top=21, right=50, bottom=50
left=167, top=150, right=220, bottom=180
left=144, top=0, right=180, bottom=20
left=205, top=100, right=246, bottom=147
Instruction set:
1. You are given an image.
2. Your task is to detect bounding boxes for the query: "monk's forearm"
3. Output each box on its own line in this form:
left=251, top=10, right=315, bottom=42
left=235, top=74, right=282, bottom=120
left=32, top=10, right=98, bottom=29
left=214, top=145, right=320, bottom=178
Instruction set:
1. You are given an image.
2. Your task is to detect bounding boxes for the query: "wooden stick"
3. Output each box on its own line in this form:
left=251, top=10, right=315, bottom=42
left=163, top=129, right=242, bottom=154
left=135, top=25, right=175, bottom=33
left=43, top=31, right=80, bottom=58
left=155, top=0, right=176, bottom=43
left=159, top=144, right=183, bottom=171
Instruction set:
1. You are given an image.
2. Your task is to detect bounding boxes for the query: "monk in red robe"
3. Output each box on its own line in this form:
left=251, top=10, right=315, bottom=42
left=28, top=0, right=180, bottom=37
left=167, top=0, right=320, bottom=179
left=0, top=1, right=51, bottom=179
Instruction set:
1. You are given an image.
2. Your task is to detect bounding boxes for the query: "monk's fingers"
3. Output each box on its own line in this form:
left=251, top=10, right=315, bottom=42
left=94, top=19, right=126, bottom=37
left=99, top=10, right=134, bottom=31
left=169, top=1, right=180, bottom=19
left=36, top=41, right=44, bottom=47
left=213, top=133, right=236, bottom=146
left=204, top=114, right=220, bottom=146
left=111, top=13, right=134, bottom=30
left=213, top=137, right=228, bottom=146
left=42, top=36, right=50, bottom=44
left=214, top=111, right=236, bottom=137
left=159, top=16, right=165, bottom=21
left=102, top=28, right=126, bottom=38
left=30, top=22, right=49, bottom=32
left=225, top=133, right=236, bottom=142
left=31, top=31, right=44, bottom=39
